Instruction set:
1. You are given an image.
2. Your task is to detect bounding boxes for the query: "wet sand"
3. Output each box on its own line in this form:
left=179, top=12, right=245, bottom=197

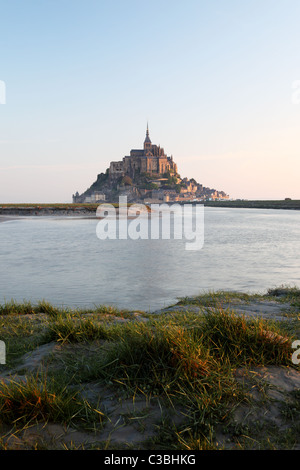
left=0, top=216, right=18, bottom=223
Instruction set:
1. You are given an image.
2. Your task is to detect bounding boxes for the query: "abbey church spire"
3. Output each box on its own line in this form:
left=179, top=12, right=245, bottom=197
left=144, top=122, right=152, bottom=150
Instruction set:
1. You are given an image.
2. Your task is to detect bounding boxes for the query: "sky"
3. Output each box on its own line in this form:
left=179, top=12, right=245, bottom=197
left=0, top=0, right=300, bottom=202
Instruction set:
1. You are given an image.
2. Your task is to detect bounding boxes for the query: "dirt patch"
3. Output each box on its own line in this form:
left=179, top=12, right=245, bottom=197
left=153, top=299, right=293, bottom=323
left=3, top=422, right=102, bottom=450
left=215, top=365, right=300, bottom=450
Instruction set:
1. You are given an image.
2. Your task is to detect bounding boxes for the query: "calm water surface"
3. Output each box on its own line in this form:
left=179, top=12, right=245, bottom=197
left=0, top=207, right=299, bottom=311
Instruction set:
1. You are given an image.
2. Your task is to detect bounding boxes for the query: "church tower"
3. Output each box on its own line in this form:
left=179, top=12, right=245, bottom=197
left=144, top=123, right=152, bottom=151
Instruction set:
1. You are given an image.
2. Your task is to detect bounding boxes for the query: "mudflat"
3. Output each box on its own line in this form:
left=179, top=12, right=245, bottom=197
left=0, top=216, right=18, bottom=223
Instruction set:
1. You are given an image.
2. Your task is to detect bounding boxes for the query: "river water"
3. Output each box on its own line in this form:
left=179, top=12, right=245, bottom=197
left=0, top=207, right=299, bottom=311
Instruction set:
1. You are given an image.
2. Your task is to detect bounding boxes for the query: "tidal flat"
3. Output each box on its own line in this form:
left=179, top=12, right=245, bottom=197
left=0, top=287, right=299, bottom=450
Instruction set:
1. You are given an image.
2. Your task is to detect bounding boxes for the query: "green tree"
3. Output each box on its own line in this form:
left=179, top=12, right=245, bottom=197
left=121, top=176, right=133, bottom=186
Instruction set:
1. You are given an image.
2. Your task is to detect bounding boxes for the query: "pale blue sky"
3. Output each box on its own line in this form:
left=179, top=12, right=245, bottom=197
left=1, top=0, right=300, bottom=202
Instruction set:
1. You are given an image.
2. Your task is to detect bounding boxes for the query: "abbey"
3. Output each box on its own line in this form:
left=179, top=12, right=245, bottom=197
left=109, top=124, right=177, bottom=179
left=72, top=124, right=229, bottom=204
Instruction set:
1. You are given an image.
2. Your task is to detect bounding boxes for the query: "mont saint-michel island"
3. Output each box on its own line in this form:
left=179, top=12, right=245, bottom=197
left=72, top=125, right=229, bottom=205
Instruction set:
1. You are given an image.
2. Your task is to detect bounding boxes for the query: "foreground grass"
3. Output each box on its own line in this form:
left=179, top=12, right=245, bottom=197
left=0, top=299, right=133, bottom=318
left=0, top=299, right=69, bottom=317
left=0, top=302, right=132, bottom=368
left=267, top=285, right=300, bottom=311
left=0, top=287, right=299, bottom=450
left=0, top=373, right=104, bottom=428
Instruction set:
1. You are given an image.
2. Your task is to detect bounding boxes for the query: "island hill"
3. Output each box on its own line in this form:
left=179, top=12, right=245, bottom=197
left=72, top=125, right=229, bottom=205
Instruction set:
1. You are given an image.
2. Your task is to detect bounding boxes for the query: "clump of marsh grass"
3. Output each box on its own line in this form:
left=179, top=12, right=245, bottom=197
left=267, top=285, right=300, bottom=299
left=199, top=309, right=292, bottom=366
left=98, top=321, right=236, bottom=401
left=0, top=373, right=104, bottom=428
left=93, top=320, right=239, bottom=447
left=92, top=305, right=129, bottom=316
left=0, top=299, right=135, bottom=320
left=45, top=314, right=113, bottom=344
left=89, top=313, right=295, bottom=448
left=93, top=311, right=294, bottom=409
left=34, top=300, right=69, bottom=317
left=0, top=314, right=53, bottom=368
left=0, top=299, right=70, bottom=317
left=267, top=285, right=300, bottom=311
left=177, top=290, right=254, bottom=308
left=0, top=300, right=36, bottom=316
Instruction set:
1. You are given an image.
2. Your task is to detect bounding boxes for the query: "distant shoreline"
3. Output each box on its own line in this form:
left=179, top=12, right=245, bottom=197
left=0, top=206, right=98, bottom=218
left=204, top=199, right=300, bottom=210
left=0, top=203, right=150, bottom=219
left=0, top=199, right=299, bottom=218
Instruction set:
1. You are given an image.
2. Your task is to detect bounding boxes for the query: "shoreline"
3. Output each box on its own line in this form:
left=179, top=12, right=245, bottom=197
left=0, top=207, right=97, bottom=218
left=204, top=199, right=300, bottom=210
left=0, top=199, right=300, bottom=218
left=0, top=203, right=151, bottom=218
left=0, top=216, right=19, bottom=223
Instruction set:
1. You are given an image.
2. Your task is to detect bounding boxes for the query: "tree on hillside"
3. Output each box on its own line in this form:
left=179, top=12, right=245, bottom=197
left=121, top=176, right=133, bottom=186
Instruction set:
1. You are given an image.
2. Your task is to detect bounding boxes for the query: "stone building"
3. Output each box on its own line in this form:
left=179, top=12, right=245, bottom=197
left=83, top=192, right=106, bottom=203
left=109, top=125, right=177, bottom=180
left=72, top=124, right=229, bottom=204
